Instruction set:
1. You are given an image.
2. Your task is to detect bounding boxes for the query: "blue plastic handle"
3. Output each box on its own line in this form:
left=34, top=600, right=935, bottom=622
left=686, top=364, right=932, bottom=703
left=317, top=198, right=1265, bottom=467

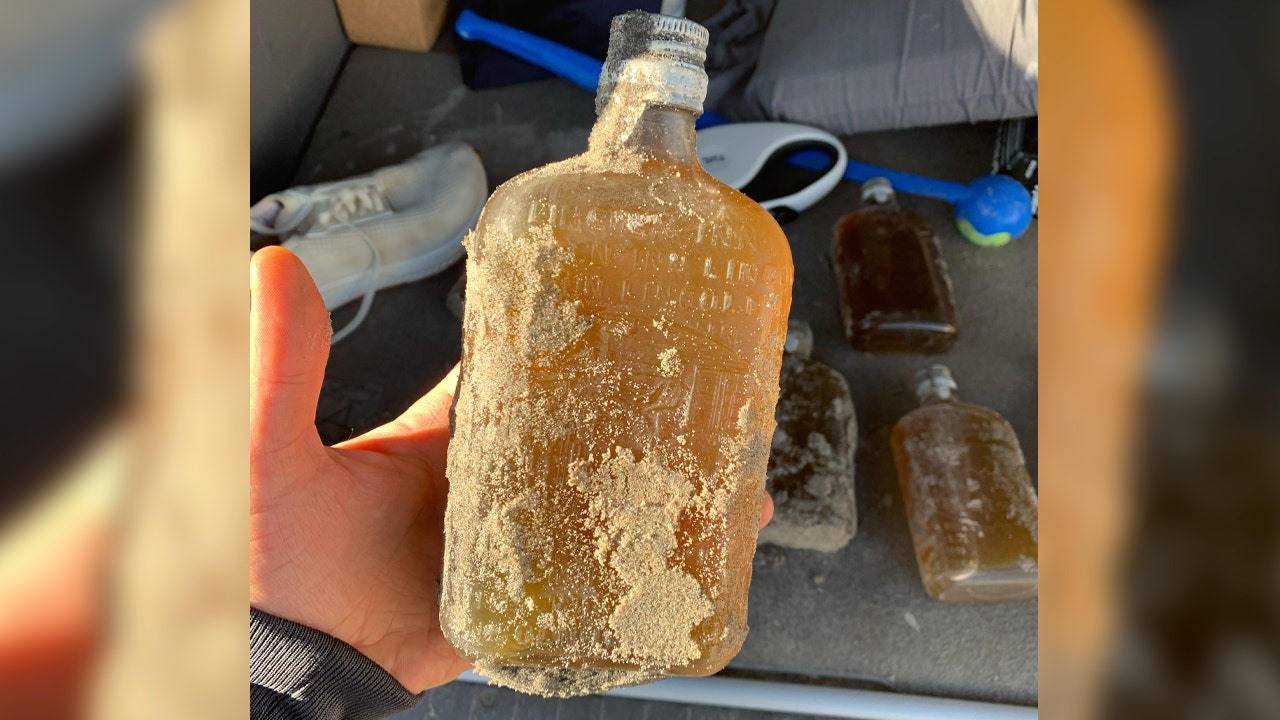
left=455, top=9, right=603, bottom=92
left=455, top=9, right=730, bottom=128
left=788, top=151, right=972, bottom=203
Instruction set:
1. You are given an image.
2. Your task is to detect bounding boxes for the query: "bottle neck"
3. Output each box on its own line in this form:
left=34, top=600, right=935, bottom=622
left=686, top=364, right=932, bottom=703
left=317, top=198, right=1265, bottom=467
left=625, top=105, right=699, bottom=166
left=864, top=197, right=898, bottom=210
left=591, top=41, right=705, bottom=170
left=860, top=178, right=897, bottom=208
left=589, top=99, right=700, bottom=168
left=862, top=192, right=899, bottom=211
left=919, top=391, right=957, bottom=406
left=915, top=365, right=959, bottom=406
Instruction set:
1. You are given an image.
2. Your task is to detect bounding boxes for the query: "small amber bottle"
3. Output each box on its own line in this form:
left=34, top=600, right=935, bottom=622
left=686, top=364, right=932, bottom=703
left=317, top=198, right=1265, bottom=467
left=891, top=365, right=1037, bottom=602
left=831, top=178, right=958, bottom=353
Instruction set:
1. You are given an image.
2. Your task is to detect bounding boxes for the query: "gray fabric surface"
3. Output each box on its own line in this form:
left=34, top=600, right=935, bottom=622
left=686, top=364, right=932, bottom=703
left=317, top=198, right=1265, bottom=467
left=701, top=0, right=777, bottom=113
left=717, top=0, right=1038, bottom=133
left=251, top=609, right=422, bottom=720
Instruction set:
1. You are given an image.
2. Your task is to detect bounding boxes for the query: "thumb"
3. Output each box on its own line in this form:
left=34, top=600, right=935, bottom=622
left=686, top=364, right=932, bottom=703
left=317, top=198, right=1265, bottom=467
left=250, top=247, right=331, bottom=460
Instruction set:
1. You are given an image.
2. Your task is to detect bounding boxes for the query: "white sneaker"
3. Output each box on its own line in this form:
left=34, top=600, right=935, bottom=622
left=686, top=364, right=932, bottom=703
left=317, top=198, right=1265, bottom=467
left=250, top=142, right=488, bottom=343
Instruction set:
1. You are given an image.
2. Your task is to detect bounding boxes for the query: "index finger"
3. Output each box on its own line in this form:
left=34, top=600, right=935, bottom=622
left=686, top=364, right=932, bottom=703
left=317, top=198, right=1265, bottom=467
left=336, top=363, right=460, bottom=476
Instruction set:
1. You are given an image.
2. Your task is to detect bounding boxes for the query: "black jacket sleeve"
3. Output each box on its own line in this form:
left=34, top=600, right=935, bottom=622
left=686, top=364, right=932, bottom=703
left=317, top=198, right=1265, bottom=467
left=250, top=609, right=423, bottom=720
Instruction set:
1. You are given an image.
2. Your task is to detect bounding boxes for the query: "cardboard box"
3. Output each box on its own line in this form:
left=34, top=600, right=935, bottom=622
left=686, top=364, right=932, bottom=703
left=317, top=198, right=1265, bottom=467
left=335, top=0, right=449, bottom=53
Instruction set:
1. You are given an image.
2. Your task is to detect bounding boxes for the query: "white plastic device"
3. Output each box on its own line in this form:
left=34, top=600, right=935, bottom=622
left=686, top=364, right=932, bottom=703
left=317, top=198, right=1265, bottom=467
left=696, top=122, right=848, bottom=221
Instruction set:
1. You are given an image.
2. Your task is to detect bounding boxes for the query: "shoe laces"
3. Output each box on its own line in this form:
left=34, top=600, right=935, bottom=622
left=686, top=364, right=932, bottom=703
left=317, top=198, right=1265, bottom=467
left=250, top=181, right=390, bottom=237
left=313, top=183, right=389, bottom=230
left=249, top=181, right=387, bottom=345
left=322, top=182, right=389, bottom=344
left=329, top=210, right=381, bottom=346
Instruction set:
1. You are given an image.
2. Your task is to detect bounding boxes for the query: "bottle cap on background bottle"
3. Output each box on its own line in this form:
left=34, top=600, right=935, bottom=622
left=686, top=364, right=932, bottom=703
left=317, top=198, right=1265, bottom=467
left=915, top=364, right=958, bottom=402
left=861, top=177, right=895, bottom=204
left=596, top=12, right=709, bottom=116
left=783, top=320, right=814, bottom=360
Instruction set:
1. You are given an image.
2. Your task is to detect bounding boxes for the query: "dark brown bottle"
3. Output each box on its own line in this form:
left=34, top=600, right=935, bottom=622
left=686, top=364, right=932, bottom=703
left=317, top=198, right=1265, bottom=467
left=832, top=178, right=958, bottom=353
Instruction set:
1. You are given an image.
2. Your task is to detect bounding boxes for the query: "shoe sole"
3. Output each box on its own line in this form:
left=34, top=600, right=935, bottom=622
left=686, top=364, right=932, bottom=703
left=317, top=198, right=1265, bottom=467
left=319, top=205, right=481, bottom=311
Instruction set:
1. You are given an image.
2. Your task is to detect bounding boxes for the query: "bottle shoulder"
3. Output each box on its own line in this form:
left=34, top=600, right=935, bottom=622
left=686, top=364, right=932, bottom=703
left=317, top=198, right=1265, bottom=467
left=780, top=357, right=854, bottom=412
left=701, top=168, right=792, bottom=263
left=837, top=203, right=935, bottom=240
left=477, top=153, right=792, bottom=266
left=892, top=400, right=1027, bottom=478
left=482, top=155, right=583, bottom=209
left=895, top=400, right=1011, bottom=433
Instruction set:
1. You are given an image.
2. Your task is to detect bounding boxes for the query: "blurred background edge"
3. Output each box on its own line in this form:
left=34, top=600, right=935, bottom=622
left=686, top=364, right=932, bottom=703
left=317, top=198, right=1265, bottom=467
left=1040, top=1, right=1176, bottom=720
left=1, top=0, right=1262, bottom=718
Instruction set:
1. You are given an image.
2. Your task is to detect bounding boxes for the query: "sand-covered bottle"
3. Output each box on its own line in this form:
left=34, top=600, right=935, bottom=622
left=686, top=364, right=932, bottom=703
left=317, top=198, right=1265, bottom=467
left=758, top=320, right=858, bottom=552
left=832, top=178, right=958, bottom=353
left=442, top=12, right=793, bottom=696
left=891, top=365, right=1037, bottom=602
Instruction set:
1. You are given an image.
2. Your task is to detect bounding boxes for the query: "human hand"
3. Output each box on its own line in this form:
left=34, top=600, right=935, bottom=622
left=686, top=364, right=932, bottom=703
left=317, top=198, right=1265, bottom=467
left=250, top=247, right=467, bottom=692
left=249, top=246, right=774, bottom=693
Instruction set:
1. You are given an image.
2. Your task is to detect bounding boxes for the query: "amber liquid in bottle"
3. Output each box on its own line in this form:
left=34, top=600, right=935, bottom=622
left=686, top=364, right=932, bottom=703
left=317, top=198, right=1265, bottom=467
left=890, top=365, right=1037, bottom=602
left=441, top=13, right=793, bottom=696
left=832, top=179, right=958, bottom=353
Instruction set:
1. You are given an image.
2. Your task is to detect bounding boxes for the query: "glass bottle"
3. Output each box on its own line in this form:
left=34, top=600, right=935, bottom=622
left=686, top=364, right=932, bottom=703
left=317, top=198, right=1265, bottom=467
left=759, top=320, right=858, bottom=552
left=832, top=178, right=959, bottom=353
left=891, top=365, right=1038, bottom=602
left=442, top=12, right=794, bottom=696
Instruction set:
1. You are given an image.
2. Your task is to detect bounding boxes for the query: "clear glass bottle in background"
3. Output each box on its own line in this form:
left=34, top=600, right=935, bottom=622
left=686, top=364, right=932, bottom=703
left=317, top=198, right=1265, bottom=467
left=891, top=365, right=1038, bottom=602
left=442, top=12, right=794, bottom=696
left=832, top=178, right=959, bottom=353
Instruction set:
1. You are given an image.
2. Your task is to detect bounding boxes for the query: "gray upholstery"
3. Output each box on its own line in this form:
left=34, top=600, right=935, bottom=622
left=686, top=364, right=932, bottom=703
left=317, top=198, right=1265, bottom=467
left=709, top=0, right=1038, bottom=133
